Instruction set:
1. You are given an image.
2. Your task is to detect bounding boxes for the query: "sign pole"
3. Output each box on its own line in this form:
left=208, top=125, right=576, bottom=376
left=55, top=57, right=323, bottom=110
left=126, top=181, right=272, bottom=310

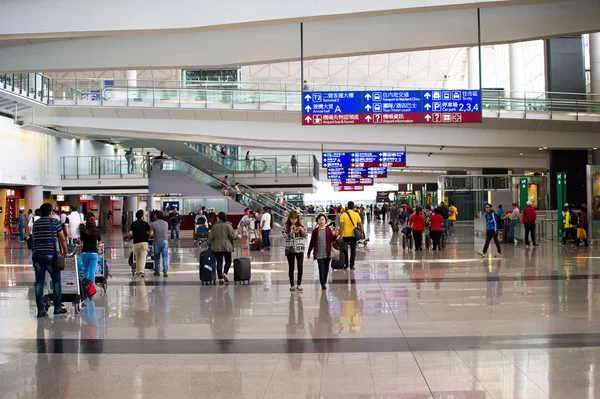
left=557, top=172, right=565, bottom=237
left=300, top=23, right=304, bottom=92
left=477, top=8, right=483, bottom=91
left=519, top=178, right=528, bottom=210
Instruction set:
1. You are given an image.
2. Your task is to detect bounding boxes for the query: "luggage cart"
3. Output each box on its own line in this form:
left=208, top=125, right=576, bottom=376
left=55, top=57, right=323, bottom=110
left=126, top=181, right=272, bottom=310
left=43, top=254, right=82, bottom=314
left=194, top=225, right=210, bottom=247
left=129, top=239, right=155, bottom=276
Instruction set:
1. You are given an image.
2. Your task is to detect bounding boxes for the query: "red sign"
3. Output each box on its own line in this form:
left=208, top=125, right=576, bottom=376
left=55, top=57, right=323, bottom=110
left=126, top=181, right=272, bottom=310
left=334, top=186, right=365, bottom=192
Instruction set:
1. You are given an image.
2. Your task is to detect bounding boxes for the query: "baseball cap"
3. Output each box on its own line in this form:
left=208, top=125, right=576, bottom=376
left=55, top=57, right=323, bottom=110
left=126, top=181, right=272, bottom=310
left=527, top=201, right=532, bottom=205
left=564, top=203, right=568, bottom=207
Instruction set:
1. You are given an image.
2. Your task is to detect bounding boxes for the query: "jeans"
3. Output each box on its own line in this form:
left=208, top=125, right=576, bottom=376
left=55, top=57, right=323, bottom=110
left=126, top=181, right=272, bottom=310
left=509, top=220, right=518, bottom=241
left=127, top=158, right=134, bottom=173
left=32, top=252, right=61, bottom=313
left=215, top=251, right=232, bottom=279
left=525, top=223, right=537, bottom=246
left=563, top=227, right=576, bottom=245
left=133, top=242, right=149, bottom=275
left=342, top=237, right=357, bottom=267
left=431, top=230, right=443, bottom=249
left=286, top=252, right=304, bottom=286
left=262, top=229, right=271, bottom=249
left=316, top=258, right=330, bottom=286
left=170, top=224, right=180, bottom=240
left=80, top=252, right=98, bottom=283
left=448, top=220, right=456, bottom=235
left=154, top=240, right=169, bottom=273
left=483, top=230, right=501, bottom=254
left=412, top=230, right=423, bottom=250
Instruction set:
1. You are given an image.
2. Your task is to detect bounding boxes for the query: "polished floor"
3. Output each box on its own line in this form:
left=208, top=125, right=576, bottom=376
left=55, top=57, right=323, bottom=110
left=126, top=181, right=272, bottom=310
left=1, top=221, right=600, bottom=398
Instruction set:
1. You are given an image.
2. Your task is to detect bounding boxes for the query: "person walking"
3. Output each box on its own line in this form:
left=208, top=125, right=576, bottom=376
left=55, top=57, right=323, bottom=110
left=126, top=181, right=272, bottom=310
left=477, top=203, right=502, bottom=258
left=31, top=203, right=69, bottom=317
left=221, top=175, right=230, bottom=196
left=128, top=210, right=151, bottom=278
left=381, top=204, right=388, bottom=222
left=563, top=204, right=578, bottom=245
left=233, top=183, right=242, bottom=203
left=284, top=211, right=306, bottom=292
left=429, top=208, right=444, bottom=250
left=151, top=210, right=169, bottom=277
left=168, top=208, right=180, bottom=241
left=260, top=207, right=272, bottom=251
left=291, top=155, right=298, bottom=173
left=18, top=210, right=26, bottom=242
left=125, top=148, right=135, bottom=174
left=339, top=201, right=362, bottom=269
left=507, top=203, right=520, bottom=244
left=576, top=204, right=589, bottom=247
left=207, top=212, right=237, bottom=284
left=521, top=201, right=537, bottom=247
left=409, top=206, right=425, bottom=251
left=307, top=214, right=337, bottom=290
left=79, top=218, right=102, bottom=287
left=245, top=151, right=252, bottom=170
left=448, top=202, right=458, bottom=235
left=107, top=210, right=113, bottom=226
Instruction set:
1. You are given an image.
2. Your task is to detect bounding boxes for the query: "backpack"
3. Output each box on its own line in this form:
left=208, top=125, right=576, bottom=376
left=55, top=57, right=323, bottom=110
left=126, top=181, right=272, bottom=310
left=448, top=206, right=455, bottom=216
left=569, top=210, right=578, bottom=227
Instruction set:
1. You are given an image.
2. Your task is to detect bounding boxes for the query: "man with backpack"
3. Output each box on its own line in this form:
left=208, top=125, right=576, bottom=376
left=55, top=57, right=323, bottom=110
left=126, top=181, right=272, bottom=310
left=339, top=201, right=362, bottom=270
left=477, top=203, right=502, bottom=258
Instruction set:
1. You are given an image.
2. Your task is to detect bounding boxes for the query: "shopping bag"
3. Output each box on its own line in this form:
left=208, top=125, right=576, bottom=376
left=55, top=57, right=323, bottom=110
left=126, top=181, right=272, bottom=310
left=577, top=227, right=587, bottom=239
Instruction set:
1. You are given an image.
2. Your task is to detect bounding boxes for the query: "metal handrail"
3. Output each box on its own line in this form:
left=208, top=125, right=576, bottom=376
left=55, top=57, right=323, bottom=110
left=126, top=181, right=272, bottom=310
left=184, top=143, right=268, bottom=174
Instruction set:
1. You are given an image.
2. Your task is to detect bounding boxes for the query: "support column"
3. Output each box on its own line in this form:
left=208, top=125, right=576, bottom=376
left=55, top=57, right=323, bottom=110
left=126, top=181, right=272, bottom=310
left=126, top=70, right=137, bottom=88
left=467, top=47, right=479, bottom=90
left=548, top=150, right=587, bottom=209
left=124, top=196, right=139, bottom=226
left=590, top=33, right=600, bottom=96
left=24, top=186, right=43, bottom=212
left=508, top=42, right=525, bottom=101
left=100, top=196, right=111, bottom=228
left=592, top=149, right=600, bottom=165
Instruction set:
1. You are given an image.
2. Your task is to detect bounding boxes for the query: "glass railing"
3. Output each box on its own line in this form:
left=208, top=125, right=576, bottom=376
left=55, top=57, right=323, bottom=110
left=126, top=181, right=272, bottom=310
left=184, top=143, right=268, bottom=174
left=43, top=78, right=600, bottom=119
left=61, top=155, right=148, bottom=178
left=150, top=159, right=287, bottom=224
left=0, top=73, right=51, bottom=104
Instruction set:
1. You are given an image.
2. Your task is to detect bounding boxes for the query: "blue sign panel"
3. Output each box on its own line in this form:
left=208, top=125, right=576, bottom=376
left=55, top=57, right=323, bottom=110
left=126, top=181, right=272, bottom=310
left=323, top=152, right=406, bottom=169
left=364, top=90, right=421, bottom=113
left=302, top=91, right=362, bottom=125
left=423, top=90, right=480, bottom=113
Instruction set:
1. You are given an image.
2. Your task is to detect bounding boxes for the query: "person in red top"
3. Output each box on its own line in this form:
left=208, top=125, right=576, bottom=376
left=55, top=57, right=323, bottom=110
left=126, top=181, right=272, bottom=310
left=428, top=208, right=444, bottom=250
left=521, top=201, right=537, bottom=247
left=409, top=206, right=425, bottom=251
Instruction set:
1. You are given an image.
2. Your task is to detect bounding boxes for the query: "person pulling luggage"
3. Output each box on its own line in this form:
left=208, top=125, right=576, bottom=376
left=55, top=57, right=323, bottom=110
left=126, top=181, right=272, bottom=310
left=206, top=212, right=238, bottom=284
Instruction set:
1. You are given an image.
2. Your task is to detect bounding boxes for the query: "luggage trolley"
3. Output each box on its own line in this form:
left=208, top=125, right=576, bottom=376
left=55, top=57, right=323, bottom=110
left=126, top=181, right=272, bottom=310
left=43, top=254, right=83, bottom=314
left=194, top=225, right=210, bottom=247
left=77, top=244, right=109, bottom=293
left=128, top=239, right=155, bottom=276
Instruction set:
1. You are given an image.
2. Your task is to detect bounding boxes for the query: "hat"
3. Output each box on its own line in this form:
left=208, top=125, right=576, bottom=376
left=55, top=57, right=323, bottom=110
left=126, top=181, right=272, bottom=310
left=564, top=203, right=568, bottom=207
left=527, top=201, right=532, bottom=205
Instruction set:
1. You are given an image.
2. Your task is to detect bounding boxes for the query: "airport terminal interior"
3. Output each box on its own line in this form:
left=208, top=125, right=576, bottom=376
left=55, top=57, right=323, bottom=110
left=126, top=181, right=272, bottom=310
left=1, top=0, right=600, bottom=398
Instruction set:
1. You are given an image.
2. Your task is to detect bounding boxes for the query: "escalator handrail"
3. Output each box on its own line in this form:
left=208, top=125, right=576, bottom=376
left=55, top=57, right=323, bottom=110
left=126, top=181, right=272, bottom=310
left=185, top=143, right=268, bottom=173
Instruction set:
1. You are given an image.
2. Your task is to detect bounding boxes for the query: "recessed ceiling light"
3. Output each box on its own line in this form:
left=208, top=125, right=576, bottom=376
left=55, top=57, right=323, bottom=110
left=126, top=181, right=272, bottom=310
left=538, top=148, right=543, bottom=151
left=543, top=147, right=548, bottom=149
left=520, top=153, right=523, bottom=156
left=594, top=148, right=598, bottom=150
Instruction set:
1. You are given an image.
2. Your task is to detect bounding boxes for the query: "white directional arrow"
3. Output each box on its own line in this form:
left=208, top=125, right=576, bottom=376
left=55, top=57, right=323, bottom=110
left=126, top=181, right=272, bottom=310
left=424, top=103, right=431, bottom=110
left=304, top=94, right=311, bottom=101
left=365, top=104, right=372, bottom=111
left=304, top=116, right=312, bottom=123
left=424, top=114, right=432, bottom=122
left=305, top=105, right=312, bottom=112
left=365, top=115, right=372, bottom=122
left=424, top=92, right=432, bottom=100
left=364, top=93, right=372, bottom=100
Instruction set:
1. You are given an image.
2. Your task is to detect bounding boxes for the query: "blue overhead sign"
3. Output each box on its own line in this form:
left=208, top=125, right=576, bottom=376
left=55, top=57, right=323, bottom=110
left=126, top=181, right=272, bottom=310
left=302, top=91, right=362, bottom=125
left=322, top=152, right=406, bottom=169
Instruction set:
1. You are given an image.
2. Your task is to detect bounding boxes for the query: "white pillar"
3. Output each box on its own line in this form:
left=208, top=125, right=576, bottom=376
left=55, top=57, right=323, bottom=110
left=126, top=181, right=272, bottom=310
left=509, top=42, right=526, bottom=99
left=124, top=196, right=139, bottom=226
left=24, top=186, right=43, bottom=212
left=590, top=33, right=600, bottom=96
left=126, top=70, right=137, bottom=88
left=467, top=47, right=480, bottom=90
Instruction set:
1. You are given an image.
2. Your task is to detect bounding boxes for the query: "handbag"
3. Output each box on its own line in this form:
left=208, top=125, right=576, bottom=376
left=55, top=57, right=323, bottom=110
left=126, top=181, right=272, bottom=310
left=577, top=227, right=587, bottom=240
left=52, top=219, right=66, bottom=271
left=330, top=243, right=341, bottom=261
left=346, top=211, right=362, bottom=240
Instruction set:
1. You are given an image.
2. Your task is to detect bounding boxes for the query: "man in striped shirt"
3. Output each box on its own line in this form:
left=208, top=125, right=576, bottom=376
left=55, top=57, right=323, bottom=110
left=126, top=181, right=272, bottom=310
left=32, top=203, right=69, bottom=318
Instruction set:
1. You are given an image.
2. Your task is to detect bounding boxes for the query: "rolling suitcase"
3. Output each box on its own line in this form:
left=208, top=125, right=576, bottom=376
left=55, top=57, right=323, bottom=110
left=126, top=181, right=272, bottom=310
left=199, top=248, right=217, bottom=285
left=234, top=257, right=251, bottom=285
left=331, top=241, right=347, bottom=270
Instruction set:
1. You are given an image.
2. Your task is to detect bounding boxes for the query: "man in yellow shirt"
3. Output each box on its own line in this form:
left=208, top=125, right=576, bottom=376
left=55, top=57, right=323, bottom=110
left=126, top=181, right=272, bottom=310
left=339, top=201, right=362, bottom=270
left=448, top=202, right=458, bottom=235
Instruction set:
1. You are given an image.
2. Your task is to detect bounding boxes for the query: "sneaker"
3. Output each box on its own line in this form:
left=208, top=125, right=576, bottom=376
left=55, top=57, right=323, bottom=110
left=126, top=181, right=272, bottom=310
left=163, top=273, right=168, bottom=277
left=297, top=285, right=303, bottom=292
left=37, top=311, right=48, bottom=318
left=514, top=240, right=518, bottom=245
left=525, top=245, right=530, bottom=248
left=153, top=272, right=160, bottom=276
left=223, top=274, right=229, bottom=283
left=290, top=286, right=295, bottom=291
left=532, top=244, right=539, bottom=247
left=350, top=265, right=355, bottom=270
left=495, top=253, right=503, bottom=258
left=476, top=252, right=486, bottom=258
left=54, top=308, right=67, bottom=316
left=321, top=284, right=327, bottom=290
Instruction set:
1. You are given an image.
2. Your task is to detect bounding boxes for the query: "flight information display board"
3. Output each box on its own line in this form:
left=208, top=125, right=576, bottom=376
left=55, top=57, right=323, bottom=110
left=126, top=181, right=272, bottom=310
left=303, top=90, right=481, bottom=125
left=332, top=178, right=374, bottom=186
left=322, top=152, right=406, bottom=169
left=327, top=167, right=388, bottom=180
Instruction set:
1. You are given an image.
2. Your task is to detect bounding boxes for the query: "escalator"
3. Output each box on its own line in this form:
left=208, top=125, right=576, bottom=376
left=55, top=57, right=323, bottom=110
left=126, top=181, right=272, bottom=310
left=149, top=158, right=288, bottom=224
left=177, top=143, right=301, bottom=216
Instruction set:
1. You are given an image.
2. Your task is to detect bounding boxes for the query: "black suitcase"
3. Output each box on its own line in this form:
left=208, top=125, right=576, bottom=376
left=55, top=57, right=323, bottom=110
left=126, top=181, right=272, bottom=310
left=331, top=241, right=347, bottom=269
left=199, top=249, right=217, bottom=285
left=234, top=257, right=251, bottom=284
left=502, top=218, right=510, bottom=243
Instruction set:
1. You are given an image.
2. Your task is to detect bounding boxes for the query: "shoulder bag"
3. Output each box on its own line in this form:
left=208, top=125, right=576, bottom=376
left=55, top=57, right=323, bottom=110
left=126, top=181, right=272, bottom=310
left=346, top=211, right=362, bottom=240
left=53, top=219, right=66, bottom=271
